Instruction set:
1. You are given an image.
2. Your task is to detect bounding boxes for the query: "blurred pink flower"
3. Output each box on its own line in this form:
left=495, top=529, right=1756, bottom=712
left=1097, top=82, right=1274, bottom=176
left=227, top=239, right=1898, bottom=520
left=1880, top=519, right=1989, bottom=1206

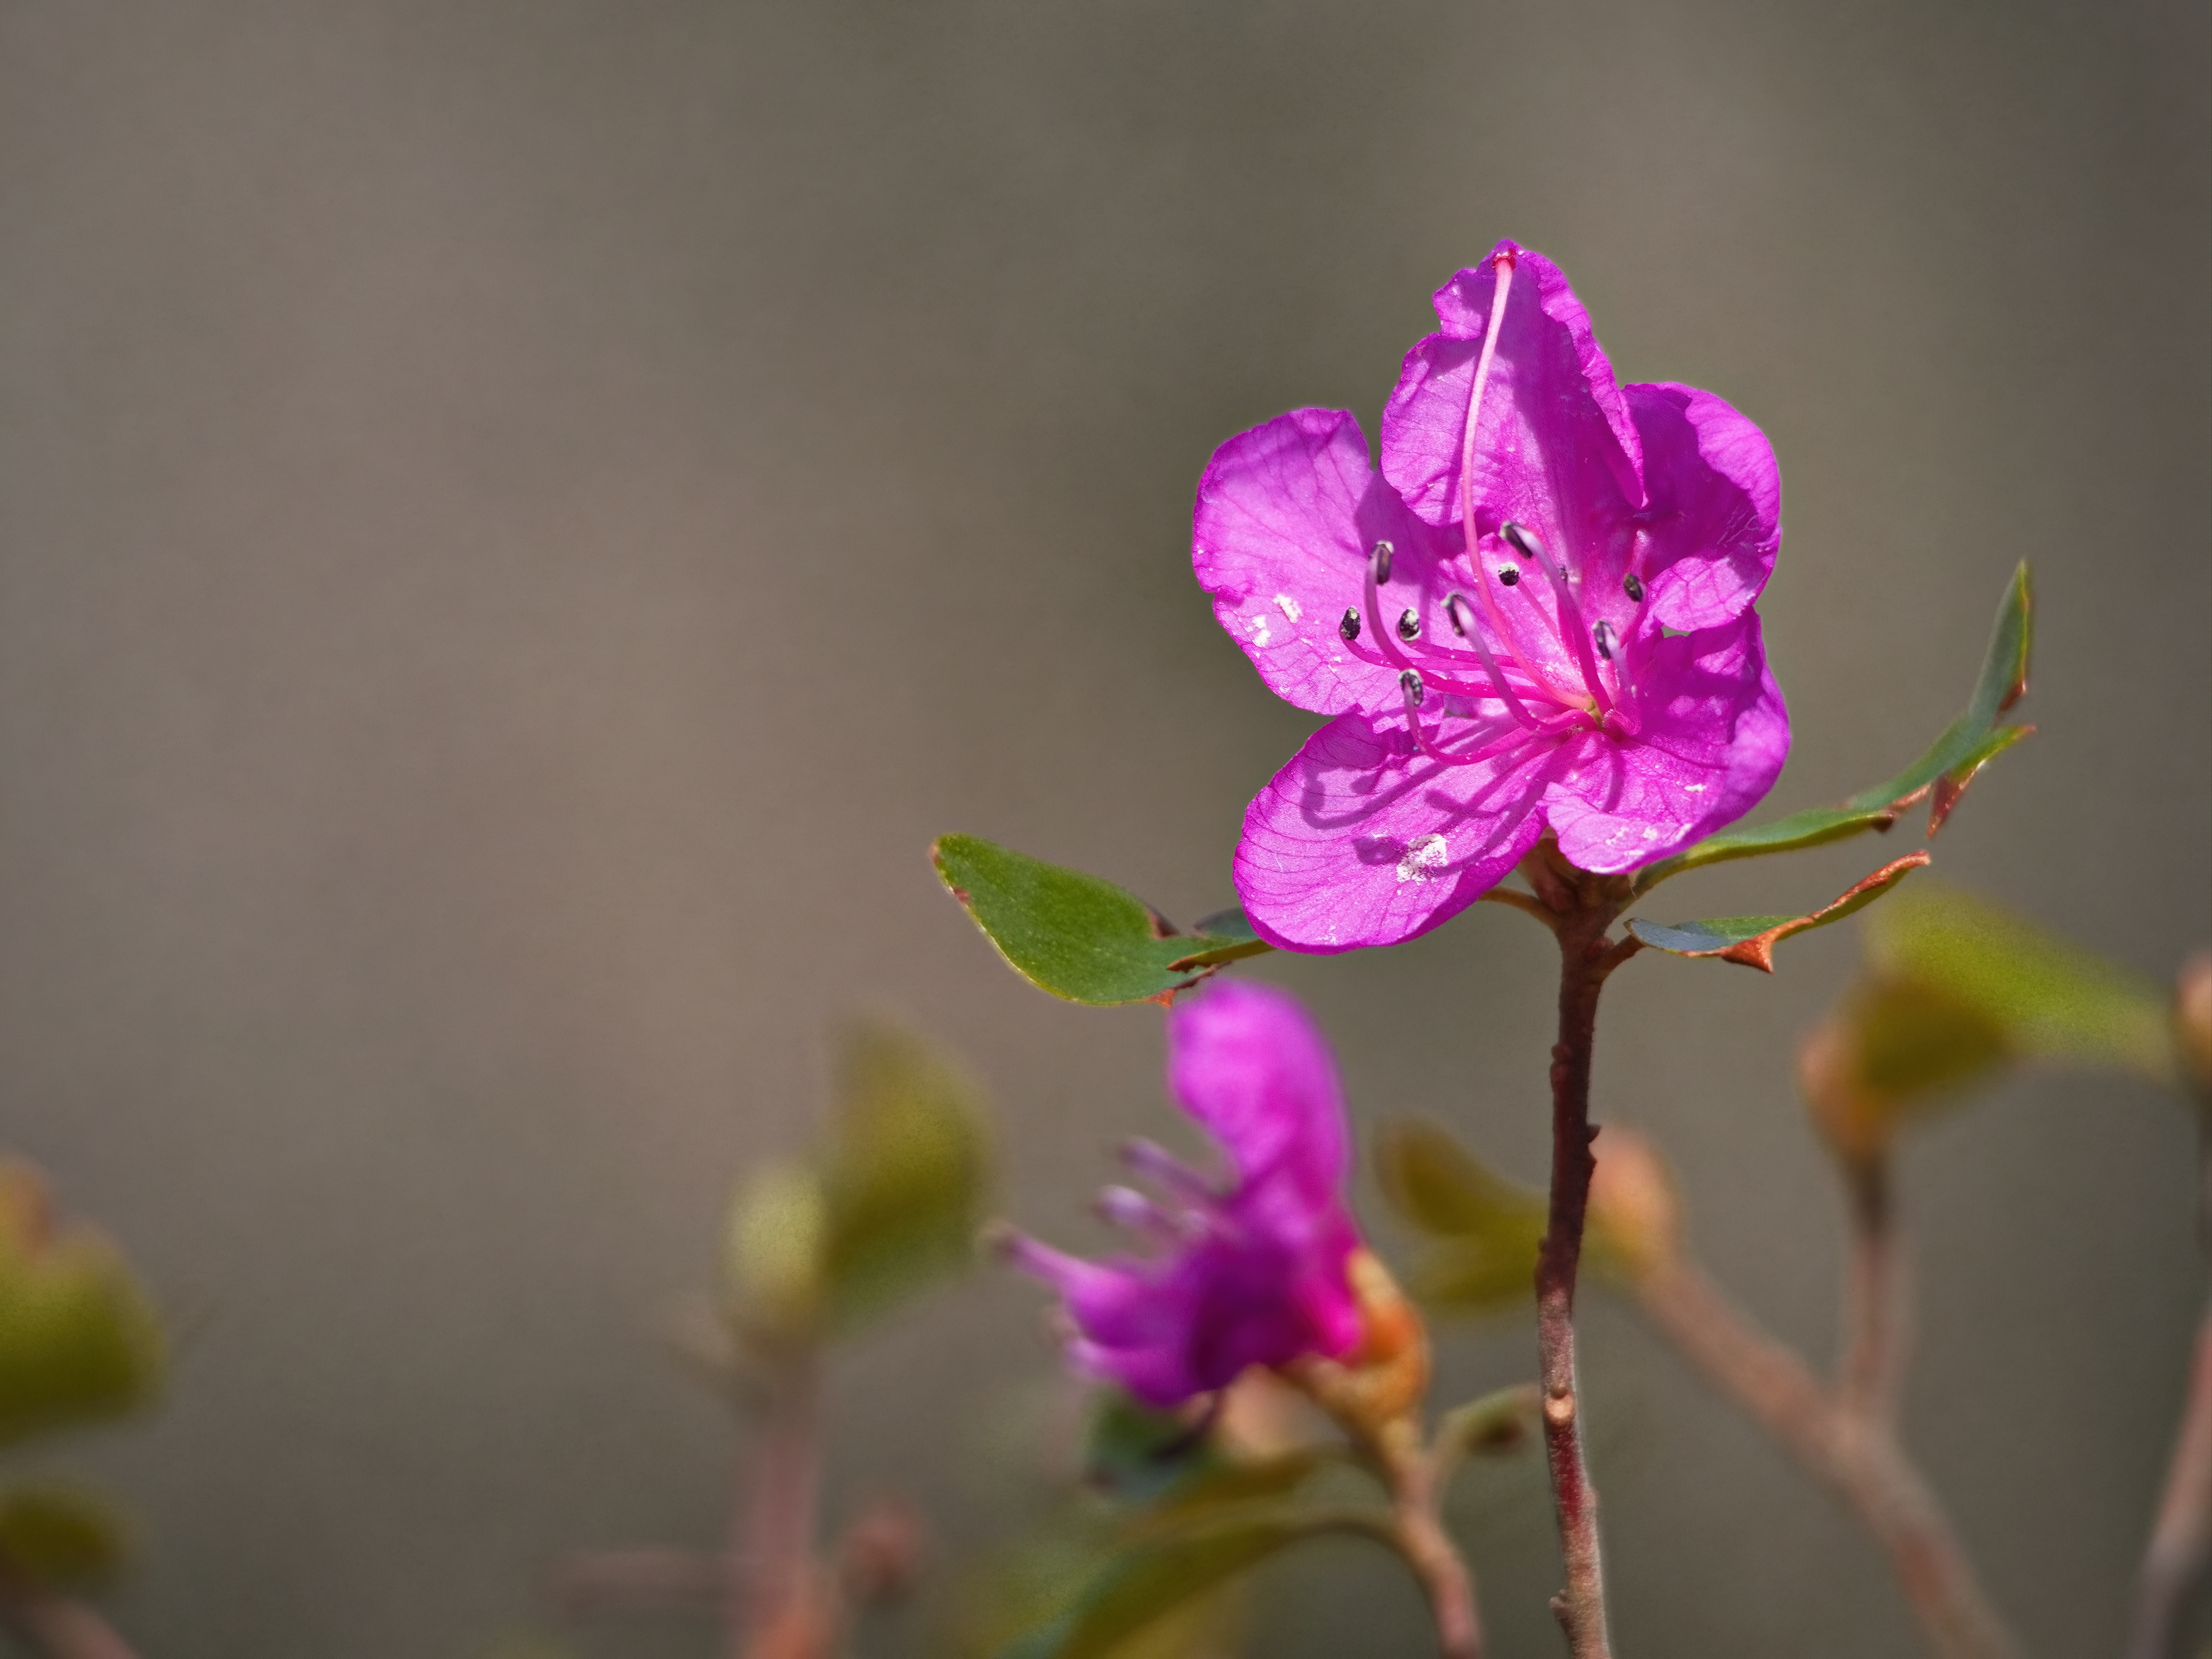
left=1001, top=981, right=1362, bottom=1407
left=1194, top=241, right=1789, bottom=952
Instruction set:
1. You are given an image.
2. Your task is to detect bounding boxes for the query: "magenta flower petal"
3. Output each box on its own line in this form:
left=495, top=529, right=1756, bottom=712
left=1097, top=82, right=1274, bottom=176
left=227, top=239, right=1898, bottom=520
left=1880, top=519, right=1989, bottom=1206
left=1623, top=383, right=1781, bottom=631
left=1381, top=243, right=1643, bottom=558
left=1234, top=715, right=1557, bottom=952
left=1165, top=981, right=1348, bottom=1193
left=1003, top=984, right=1365, bottom=1407
left=1193, top=408, right=1461, bottom=717
left=1540, top=617, right=1790, bottom=873
left=1193, top=240, right=1792, bottom=951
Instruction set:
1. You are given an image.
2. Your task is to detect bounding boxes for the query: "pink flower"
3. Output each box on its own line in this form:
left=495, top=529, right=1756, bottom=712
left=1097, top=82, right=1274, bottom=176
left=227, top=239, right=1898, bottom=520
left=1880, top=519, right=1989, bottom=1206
left=1194, top=242, right=1790, bottom=952
left=1001, top=981, right=1362, bottom=1407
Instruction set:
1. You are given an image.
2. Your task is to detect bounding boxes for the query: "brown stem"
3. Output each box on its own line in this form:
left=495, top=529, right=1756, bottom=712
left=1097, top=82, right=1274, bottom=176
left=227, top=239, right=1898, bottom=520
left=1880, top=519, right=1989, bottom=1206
left=1636, top=1256, right=2017, bottom=1659
left=1839, top=1158, right=1906, bottom=1425
left=2129, top=1297, right=2212, bottom=1659
left=736, top=1347, right=835, bottom=1659
left=1531, top=851, right=1629, bottom=1659
left=1374, top=1425, right=1482, bottom=1659
left=0, top=1576, right=139, bottom=1659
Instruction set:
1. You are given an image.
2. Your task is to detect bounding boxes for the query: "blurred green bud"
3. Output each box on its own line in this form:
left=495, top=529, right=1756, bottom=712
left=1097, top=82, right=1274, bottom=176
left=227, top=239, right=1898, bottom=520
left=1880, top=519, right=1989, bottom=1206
left=725, top=1162, right=829, bottom=1340
left=0, top=1160, right=164, bottom=1448
left=1804, top=887, right=2186, bottom=1165
left=1375, top=1119, right=1546, bottom=1314
left=723, top=1018, right=992, bottom=1349
left=1799, top=978, right=2011, bottom=1167
left=814, top=1019, right=991, bottom=1330
left=0, top=1481, right=130, bottom=1589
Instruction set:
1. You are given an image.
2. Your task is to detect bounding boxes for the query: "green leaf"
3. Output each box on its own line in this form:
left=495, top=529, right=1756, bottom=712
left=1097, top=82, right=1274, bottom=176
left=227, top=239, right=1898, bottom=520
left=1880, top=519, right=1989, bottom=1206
left=1636, top=562, right=2034, bottom=891
left=1627, top=852, right=1930, bottom=973
left=1374, top=1121, right=1546, bottom=1312
left=1865, top=886, right=2176, bottom=1084
left=931, top=836, right=1269, bottom=1006
left=0, top=1481, right=129, bottom=1588
left=724, top=1162, right=828, bottom=1336
left=1039, top=1509, right=1371, bottom=1659
left=1083, top=1392, right=1224, bottom=1508
left=1433, top=1383, right=1541, bottom=1461
left=1801, top=976, right=2014, bottom=1162
left=816, top=1020, right=993, bottom=1329
left=1131, top=1452, right=1334, bottom=1541
left=0, top=1165, right=164, bottom=1448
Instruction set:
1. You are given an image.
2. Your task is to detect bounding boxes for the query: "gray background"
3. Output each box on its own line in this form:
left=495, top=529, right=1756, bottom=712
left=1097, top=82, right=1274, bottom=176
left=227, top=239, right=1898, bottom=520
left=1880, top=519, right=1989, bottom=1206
left=0, top=1, right=2206, bottom=1654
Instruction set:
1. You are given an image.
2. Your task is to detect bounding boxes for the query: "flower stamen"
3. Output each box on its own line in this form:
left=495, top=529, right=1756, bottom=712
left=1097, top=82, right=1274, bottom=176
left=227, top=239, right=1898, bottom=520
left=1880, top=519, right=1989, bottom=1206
left=1361, top=540, right=1419, bottom=673
left=1121, top=1139, right=1218, bottom=1205
left=1446, top=592, right=1543, bottom=731
left=1503, top=521, right=1614, bottom=716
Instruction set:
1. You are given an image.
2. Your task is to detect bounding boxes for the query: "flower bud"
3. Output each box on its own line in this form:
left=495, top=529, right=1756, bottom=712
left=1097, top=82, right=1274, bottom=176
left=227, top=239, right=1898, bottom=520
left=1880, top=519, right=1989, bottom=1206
left=1586, top=1127, right=1682, bottom=1281
left=1282, top=1248, right=1429, bottom=1450
left=2177, top=952, right=2212, bottom=1103
left=1798, top=974, right=2010, bottom=1171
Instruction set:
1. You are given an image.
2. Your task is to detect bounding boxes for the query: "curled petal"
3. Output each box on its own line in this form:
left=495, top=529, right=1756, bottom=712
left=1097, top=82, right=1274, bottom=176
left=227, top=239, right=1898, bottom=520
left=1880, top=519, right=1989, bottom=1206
left=1234, top=711, right=1560, bottom=952
left=1623, top=382, right=1780, bottom=630
left=1380, top=243, right=1643, bottom=574
left=1542, top=614, right=1789, bottom=873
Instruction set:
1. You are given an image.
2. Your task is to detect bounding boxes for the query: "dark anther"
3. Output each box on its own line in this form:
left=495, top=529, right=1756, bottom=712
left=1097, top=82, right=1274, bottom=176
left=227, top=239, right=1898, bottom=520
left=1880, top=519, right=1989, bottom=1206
left=1370, top=541, right=1394, bottom=584
left=1592, top=619, right=1616, bottom=661
left=1397, top=608, right=1421, bottom=642
left=1498, top=566, right=1521, bottom=587
left=1623, top=571, right=1645, bottom=602
left=1446, top=593, right=1473, bottom=636
left=1339, top=608, right=1361, bottom=642
left=1501, top=522, right=1543, bottom=564
left=1399, top=668, right=1424, bottom=707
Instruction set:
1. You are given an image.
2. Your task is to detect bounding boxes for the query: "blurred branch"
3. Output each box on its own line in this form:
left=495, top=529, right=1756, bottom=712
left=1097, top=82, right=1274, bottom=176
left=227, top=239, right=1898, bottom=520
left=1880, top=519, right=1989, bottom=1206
left=2128, top=1298, right=2212, bottom=1659
left=0, top=1576, right=137, bottom=1659
left=1839, top=1160, right=1907, bottom=1425
left=1362, top=1422, right=1481, bottom=1659
left=1634, top=1253, right=2017, bottom=1659
left=2125, top=959, right=2212, bottom=1659
left=734, top=1347, right=835, bottom=1659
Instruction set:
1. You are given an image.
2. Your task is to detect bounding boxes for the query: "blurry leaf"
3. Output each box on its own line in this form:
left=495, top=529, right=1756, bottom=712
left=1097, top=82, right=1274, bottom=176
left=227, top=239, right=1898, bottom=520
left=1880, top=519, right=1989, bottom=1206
left=1131, top=1452, right=1330, bottom=1541
left=0, top=1482, right=128, bottom=1589
left=1799, top=979, right=2011, bottom=1164
left=956, top=1530, right=1245, bottom=1659
left=1083, top=1393, right=1222, bottom=1508
left=1847, top=978, right=2012, bottom=1099
left=817, top=1020, right=993, bottom=1329
left=1434, top=1384, right=1540, bottom=1462
left=1375, top=1122, right=1546, bottom=1313
left=931, top=836, right=1266, bottom=1006
left=1627, top=852, right=1929, bottom=972
left=1638, top=562, right=2033, bottom=890
left=0, top=1164, right=164, bottom=1448
left=1866, top=886, right=2176, bottom=1083
left=1034, top=1508, right=1366, bottom=1659
left=1376, top=1121, right=1539, bottom=1238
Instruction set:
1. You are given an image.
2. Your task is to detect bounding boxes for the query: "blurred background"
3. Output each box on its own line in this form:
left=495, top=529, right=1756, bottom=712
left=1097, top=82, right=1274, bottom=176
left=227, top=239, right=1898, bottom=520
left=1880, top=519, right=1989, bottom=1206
left=0, top=0, right=2205, bottom=1653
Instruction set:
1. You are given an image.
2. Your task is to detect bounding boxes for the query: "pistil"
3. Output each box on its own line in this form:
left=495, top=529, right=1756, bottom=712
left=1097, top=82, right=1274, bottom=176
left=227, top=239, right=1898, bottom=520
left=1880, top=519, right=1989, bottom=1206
left=1502, top=522, right=1613, bottom=717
